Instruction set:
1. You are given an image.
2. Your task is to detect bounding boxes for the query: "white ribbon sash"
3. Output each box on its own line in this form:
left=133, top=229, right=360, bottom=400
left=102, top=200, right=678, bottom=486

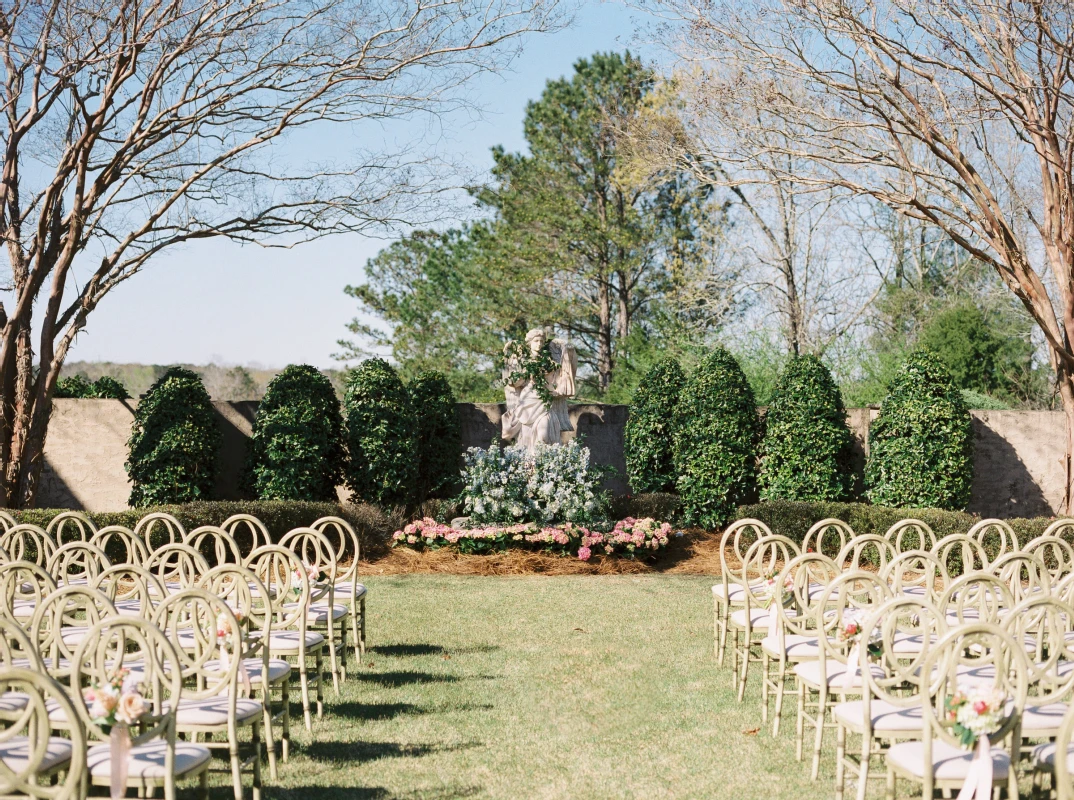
left=220, top=645, right=252, bottom=697
left=110, top=724, right=130, bottom=800
left=956, top=735, right=993, bottom=800
left=840, top=645, right=860, bottom=689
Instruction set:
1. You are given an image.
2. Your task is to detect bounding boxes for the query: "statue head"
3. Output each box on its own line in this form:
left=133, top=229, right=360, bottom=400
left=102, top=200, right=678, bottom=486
left=524, top=328, right=547, bottom=355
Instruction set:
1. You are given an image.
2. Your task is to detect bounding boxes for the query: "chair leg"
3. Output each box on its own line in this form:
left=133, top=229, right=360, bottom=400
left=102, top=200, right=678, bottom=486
left=281, top=679, right=291, bottom=762
left=772, top=665, right=787, bottom=737
left=298, top=654, right=313, bottom=732
left=199, top=770, right=209, bottom=800
left=230, top=737, right=243, bottom=800
left=328, top=626, right=341, bottom=696
left=796, top=681, right=805, bottom=762
left=856, top=732, right=870, bottom=800
left=737, top=628, right=751, bottom=703
left=761, top=652, right=770, bottom=726
left=263, top=695, right=278, bottom=781
left=315, top=649, right=325, bottom=719
left=359, top=597, right=366, bottom=658
left=811, top=689, right=827, bottom=781
left=252, top=721, right=263, bottom=800
left=885, top=764, right=895, bottom=800
left=835, top=723, right=846, bottom=800
left=351, top=604, right=362, bottom=665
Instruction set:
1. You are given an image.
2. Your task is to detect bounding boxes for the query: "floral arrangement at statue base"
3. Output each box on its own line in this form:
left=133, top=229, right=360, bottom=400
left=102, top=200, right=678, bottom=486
left=392, top=516, right=674, bottom=560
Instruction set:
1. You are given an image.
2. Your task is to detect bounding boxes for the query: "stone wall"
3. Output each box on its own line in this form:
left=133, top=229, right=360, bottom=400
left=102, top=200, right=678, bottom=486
left=34, top=399, right=1071, bottom=518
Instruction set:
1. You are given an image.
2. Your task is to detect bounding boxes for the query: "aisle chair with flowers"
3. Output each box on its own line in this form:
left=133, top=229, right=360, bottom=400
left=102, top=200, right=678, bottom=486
left=152, top=588, right=267, bottom=800
left=884, top=622, right=1028, bottom=800
left=279, top=528, right=342, bottom=695
left=72, top=616, right=212, bottom=800
left=312, top=516, right=366, bottom=666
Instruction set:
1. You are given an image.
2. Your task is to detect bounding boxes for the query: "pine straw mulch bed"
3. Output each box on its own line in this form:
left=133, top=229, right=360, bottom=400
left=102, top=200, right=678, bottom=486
left=357, top=529, right=726, bottom=576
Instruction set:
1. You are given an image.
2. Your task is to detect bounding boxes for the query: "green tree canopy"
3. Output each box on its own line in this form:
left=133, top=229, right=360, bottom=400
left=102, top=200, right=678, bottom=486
left=625, top=357, right=686, bottom=493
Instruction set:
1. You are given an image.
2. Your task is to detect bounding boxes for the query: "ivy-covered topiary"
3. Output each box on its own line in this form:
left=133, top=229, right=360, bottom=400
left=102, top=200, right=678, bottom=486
left=247, top=365, right=346, bottom=501
left=625, top=357, right=686, bottom=493
left=673, top=348, right=761, bottom=528
left=409, top=372, right=462, bottom=503
left=126, top=367, right=220, bottom=507
left=759, top=354, right=855, bottom=502
left=90, top=376, right=131, bottom=399
left=55, top=375, right=130, bottom=399
left=866, top=349, right=974, bottom=510
left=344, top=358, right=418, bottom=508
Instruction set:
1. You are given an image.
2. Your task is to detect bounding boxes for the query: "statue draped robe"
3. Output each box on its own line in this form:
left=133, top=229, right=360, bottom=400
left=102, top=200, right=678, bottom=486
left=501, top=340, right=577, bottom=450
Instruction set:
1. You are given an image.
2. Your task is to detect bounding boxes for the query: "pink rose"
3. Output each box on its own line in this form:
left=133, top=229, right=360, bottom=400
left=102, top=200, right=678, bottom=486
left=972, top=700, right=989, bottom=715
left=116, top=691, right=147, bottom=725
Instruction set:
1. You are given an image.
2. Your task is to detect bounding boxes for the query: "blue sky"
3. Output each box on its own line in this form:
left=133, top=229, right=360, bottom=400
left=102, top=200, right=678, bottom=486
left=66, top=1, right=647, bottom=370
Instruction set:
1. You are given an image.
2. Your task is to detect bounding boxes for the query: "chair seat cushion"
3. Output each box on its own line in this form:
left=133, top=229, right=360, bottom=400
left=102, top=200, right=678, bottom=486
left=0, top=692, right=30, bottom=716
left=1033, top=740, right=1074, bottom=772
left=175, top=696, right=263, bottom=727
left=794, top=659, right=885, bottom=690
left=87, top=740, right=211, bottom=780
left=833, top=699, right=924, bottom=733
left=257, top=630, right=324, bottom=651
left=712, top=582, right=759, bottom=602
left=887, top=739, right=1009, bottom=781
left=288, top=602, right=347, bottom=623
left=730, top=608, right=784, bottom=629
left=332, top=582, right=367, bottom=599
left=1022, top=702, right=1068, bottom=734
left=0, top=735, right=73, bottom=773
left=761, top=635, right=820, bottom=659
left=204, top=657, right=291, bottom=685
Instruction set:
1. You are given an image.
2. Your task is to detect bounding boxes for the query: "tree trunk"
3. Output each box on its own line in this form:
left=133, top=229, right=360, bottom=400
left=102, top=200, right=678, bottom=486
left=616, top=270, right=629, bottom=342
left=597, top=276, right=613, bottom=392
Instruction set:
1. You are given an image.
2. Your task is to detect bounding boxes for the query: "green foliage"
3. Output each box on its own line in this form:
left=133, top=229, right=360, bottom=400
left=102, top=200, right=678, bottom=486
left=625, top=358, right=686, bottom=493
left=673, top=348, right=761, bottom=527
left=344, top=358, right=418, bottom=508
left=55, top=375, right=130, bottom=399
left=14, top=501, right=399, bottom=557
left=760, top=355, right=855, bottom=502
left=126, top=367, right=220, bottom=507
left=866, top=350, right=974, bottom=510
left=247, top=365, right=346, bottom=502
left=409, top=372, right=462, bottom=502
left=960, top=389, right=1010, bottom=410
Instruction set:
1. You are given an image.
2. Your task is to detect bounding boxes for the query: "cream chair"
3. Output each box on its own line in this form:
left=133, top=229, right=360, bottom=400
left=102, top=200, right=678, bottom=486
left=883, top=519, right=936, bottom=553
left=878, top=549, right=948, bottom=602
left=802, top=518, right=854, bottom=562
left=0, top=525, right=55, bottom=568
left=1026, top=535, right=1074, bottom=586
left=222, top=515, right=272, bottom=561
left=90, top=526, right=150, bottom=567
left=312, top=516, right=367, bottom=665
left=836, top=534, right=897, bottom=574
left=966, top=517, right=1018, bottom=562
left=134, top=511, right=186, bottom=551
left=1032, top=691, right=1074, bottom=799
left=932, top=532, right=988, bottom=579
left=45, top=510, right=96, bottom=545
left=185, top=525, right=243, bottom=568
left=712, top=518, right=772, bottom=665
left=45, top=541, right=111, bottom=587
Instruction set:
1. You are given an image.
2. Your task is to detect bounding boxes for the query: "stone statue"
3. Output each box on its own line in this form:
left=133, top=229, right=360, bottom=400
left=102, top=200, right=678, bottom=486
left=501, top=328, right=577, bottom=451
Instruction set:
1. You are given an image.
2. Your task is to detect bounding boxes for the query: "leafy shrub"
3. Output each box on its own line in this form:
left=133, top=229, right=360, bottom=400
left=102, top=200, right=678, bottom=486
left=15, top=501, right=399, bottom=557
left=462, top=440, right=605, bottom=524
left=673, top=348, right=761, bottom=528
left=759, top=355, right=854, bottom=502
left=247, top=365, right=346, bottom=502
left=126, top=367, right=220, bottom=507
left=610, top=492, right=682, bottom=522
left=866, top=350, right=974, bottom=510
left=625, top=357, right=686, bottom=493
left=55, top=375, right=130, bottom=399
left=343, top=358, right=418, bottom=508
left=409, top=372, right=462, bottom=503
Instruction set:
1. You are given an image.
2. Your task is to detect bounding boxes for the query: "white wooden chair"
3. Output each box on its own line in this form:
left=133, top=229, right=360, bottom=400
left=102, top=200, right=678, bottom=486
left=312, top=515, right=367, bottom=664
left=713, top=519, right=772, bottom=665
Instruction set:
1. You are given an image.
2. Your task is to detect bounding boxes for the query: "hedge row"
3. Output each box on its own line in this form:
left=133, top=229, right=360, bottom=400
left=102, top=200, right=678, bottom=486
left=10, top=501, right=402, bottom=557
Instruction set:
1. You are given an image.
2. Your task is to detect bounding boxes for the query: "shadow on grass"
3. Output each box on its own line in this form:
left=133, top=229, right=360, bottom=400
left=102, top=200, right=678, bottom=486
left=369, top=644, right=499, bottom=657
left=331, top=700, right=495, bottom=722
left=304, top=739, right=482, bottom=763
left=353, top=671, right=462, bottom=687
left=254, top=785, right=483, bottom=800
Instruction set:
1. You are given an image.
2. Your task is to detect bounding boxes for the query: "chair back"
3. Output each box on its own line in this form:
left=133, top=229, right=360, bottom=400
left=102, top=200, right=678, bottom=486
left=45, top=511, right=96, bottom=545
left=802, top=519, right=853, bottom=562
left=29, top=586, right=118, bottom=679
left=184, top=525, right=242, bottom=568
left=0, top=509, right=15, bottom=533
left=245, top=544, right=313, bottom=634
left=1025, top=536, right=1074, bottom=586
left=89, top=526, right=149, bottom=567
left=879, top=549, right=949, bottom=602
left=737, top=535, right=800, bottom=610
left=45, top=542, right=111, bottom=586
left=0, top=667, right=85, bottom=800
left=967, top=518, right=1019, bottom=561
left=143, top=543, right=210, bottom=591
left=933, top=533, right=989, bottom=578
left=884, top=519, right=937, bottom=553
left=772, top=553, right=841, bottom=640
left=1053, top=698, right=1074, bottom=800
left=133, top=512, right=185, bottom=551
left=717, top=519, right=772, bottom=601
left=221, top=514, right=272, bottom=559
left=151, top=588, right=242, bottom=701
left=860, top=595, right=949, bottom=708
left=837, top=533, right=897, bottom=572
left=92, top=564, right=167, bottom=619
left=938, top=572, right=1015, bottom=627
left=1005, top=594, right=1074, bottom=703
left=813, top=569, right=893, bottom=670
left=197, top=563, right=273, bottom=671
left=990, top=551, right=1052, bottom=603
left=312, top=516, right=361, bottom=584
left=0, top=525, right=54, bottom=568
left=0, top=561, right=56, bottom=625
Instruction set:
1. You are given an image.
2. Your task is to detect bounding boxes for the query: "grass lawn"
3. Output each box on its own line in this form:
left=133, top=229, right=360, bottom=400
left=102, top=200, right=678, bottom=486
left=225, top=574, right=856, bottom=800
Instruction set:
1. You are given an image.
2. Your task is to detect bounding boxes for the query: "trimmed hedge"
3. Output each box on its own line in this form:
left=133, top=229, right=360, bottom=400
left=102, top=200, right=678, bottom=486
left=759, top=355, right=854, bottom=502
left=55, top=375, right=130, bottom=399
left=866, top=350, right=975, bottom=510
left=12, top=501, right=400, bottom=556
left=673, top=348, right=761, bottom=528
left=625, top=357, right=686, bottom=493
left=247, top=365, right=346, bottom=502
left=409, top=372, right=462, bottom=503
left=344, top=358, right=418, bottom=508
left=126, top=367, right=220, bottom=507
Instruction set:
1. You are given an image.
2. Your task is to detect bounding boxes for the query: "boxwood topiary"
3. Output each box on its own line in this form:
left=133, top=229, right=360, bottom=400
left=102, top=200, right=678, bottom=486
left=866, top=349, right=974, bottom=510
left=126, top=367, right=220, bottom=507
left=409, top=371, right=462, bottom=503
left=55, top=375, right=130, bottom=399
left=247, top=365, right=346, bottom=501
left=344, top=358, right=418, bottom=508
left=673, top=348, right=761, bottom=528
left=759, top=354, right=854, bottom=502
left=625, top=357, right=686, bottom=493
left=91, top=376, right=131, bottom=400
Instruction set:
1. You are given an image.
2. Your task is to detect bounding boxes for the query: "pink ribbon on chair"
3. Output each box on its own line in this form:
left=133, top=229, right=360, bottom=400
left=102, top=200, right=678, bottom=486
left=110, top=724, right=130, bottom=800
left=956, top=735, right=993, bottom=800
left=840, top=645, right=859, bottom=689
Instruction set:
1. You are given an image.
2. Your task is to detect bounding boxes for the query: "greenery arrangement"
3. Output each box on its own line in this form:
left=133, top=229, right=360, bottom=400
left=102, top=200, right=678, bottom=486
left=247, top=365, right=346, bottom=502
left=344, top=358, right=419, bottom=508
left=461, top=440, right=605, bottom=524
left=125, top=367, right=220, bottom=507
left=55, top=375, right=130, bottom=399
left=625, top=357, right=686, bottom=493
left=673, top=348, right=761, bottom=528
left=759, top=355, right=855, bottom=502
left=503, top=338, right=557, bottom=408
left=865, top=349, right=974, bottom=510
left=409, top=372, right=463, bottom=503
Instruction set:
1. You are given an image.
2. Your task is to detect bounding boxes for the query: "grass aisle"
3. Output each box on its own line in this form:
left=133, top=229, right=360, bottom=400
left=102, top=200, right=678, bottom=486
left=259, top=575, right=843, bottom=799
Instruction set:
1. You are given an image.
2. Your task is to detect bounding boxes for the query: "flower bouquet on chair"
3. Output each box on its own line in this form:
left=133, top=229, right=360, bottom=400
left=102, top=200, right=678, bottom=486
left=836, top=610, right=883, bottom=688
left=84, top=668, right=149, bottom=800
left=943, top=686, right=1008, bottom=800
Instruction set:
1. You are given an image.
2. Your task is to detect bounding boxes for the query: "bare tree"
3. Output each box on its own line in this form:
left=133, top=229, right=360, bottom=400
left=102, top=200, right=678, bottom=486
left=643, top=0, right=1074, bottom=508
left=0, top=0, right=563, bottom=506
